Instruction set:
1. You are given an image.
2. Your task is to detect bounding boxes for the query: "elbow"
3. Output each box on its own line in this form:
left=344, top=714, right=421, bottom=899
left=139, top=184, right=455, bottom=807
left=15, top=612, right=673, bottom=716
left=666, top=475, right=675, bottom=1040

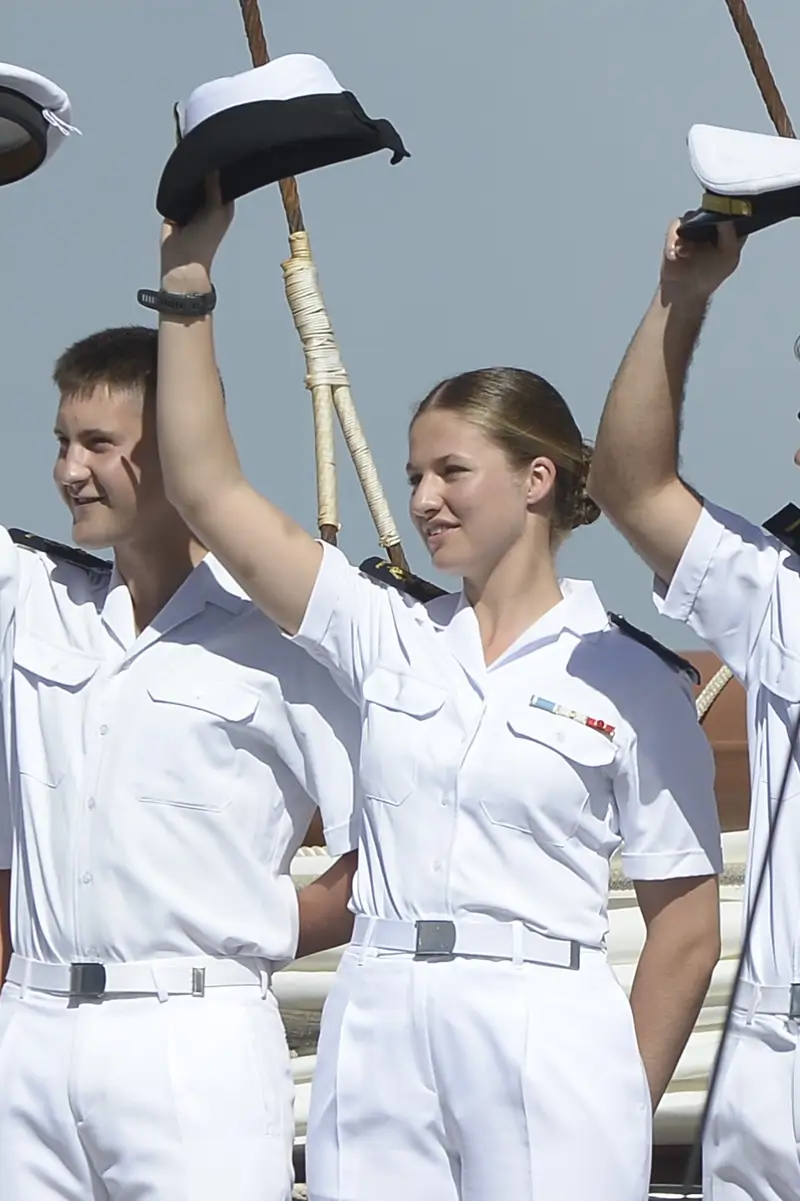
left=163, top=482, right=206, bottom=531
left=163, top=470, right=242, bottom=528
left=163, top=478, right=201, bottom=521
left=585, top=450, right=624, bottom=516
left=585, top=451, right=631, bottom=518
left=690, top=925, right=722, bottom=980
left=666, top=913, right=721, bottom=983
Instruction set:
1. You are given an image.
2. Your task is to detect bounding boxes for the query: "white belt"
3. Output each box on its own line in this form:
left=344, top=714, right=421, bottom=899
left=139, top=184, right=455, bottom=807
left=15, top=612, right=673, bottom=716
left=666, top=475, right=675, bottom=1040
left=735, top=979, right=800, bottom=1017
left=352, top=915, right=582, bottom=969
left=6, top=953, right=271, bottom=999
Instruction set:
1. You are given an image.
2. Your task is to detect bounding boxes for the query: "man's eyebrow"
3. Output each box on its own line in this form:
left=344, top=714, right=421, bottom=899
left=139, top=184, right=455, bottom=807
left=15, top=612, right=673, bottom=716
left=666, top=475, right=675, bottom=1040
left=53, top=427, right=114, bottom=438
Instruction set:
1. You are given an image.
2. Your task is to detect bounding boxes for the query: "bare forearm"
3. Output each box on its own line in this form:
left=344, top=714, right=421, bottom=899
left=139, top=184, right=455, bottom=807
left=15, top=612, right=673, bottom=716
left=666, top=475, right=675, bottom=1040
left=295, top=851, right=357, bottom=960
left=590, top=287, right=707, bottom=509
left=629, top=927, right=718, bottom=1109
left=156, top=267, right=243, bottom=516
left=0, top=869, right=11, bottom=986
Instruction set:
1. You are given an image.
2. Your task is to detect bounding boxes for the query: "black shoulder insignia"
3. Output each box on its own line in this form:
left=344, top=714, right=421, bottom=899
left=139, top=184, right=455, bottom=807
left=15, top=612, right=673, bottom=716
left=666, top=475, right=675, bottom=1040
left=763, top=503, right=800, bottom=555
left=359, top=556, right=448, bottom=603
left=9, top=529, right=112, bottom=575
left=608, top=612, right=701, bottom=687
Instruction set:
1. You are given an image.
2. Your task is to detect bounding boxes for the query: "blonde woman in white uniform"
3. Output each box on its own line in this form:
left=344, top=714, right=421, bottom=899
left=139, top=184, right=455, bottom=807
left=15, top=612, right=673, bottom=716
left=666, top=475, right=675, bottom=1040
left=151, top=190, right=723, bottom=1201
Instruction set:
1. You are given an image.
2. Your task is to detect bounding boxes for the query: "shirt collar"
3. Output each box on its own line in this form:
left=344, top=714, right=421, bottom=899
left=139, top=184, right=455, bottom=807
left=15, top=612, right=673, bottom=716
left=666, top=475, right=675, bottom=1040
left=424, top=578, right=609, bottom=644
left=102, top=552, right=248, bottom=649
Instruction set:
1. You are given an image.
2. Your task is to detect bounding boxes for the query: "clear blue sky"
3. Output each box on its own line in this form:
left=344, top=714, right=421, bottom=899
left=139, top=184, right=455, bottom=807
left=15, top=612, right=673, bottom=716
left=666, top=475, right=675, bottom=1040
left=5, top=1, right=800, bottom=649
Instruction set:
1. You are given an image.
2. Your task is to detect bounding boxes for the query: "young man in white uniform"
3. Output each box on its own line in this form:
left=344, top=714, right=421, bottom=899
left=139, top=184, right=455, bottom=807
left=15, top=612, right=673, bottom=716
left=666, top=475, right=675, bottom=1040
left=0, top=326, right=360, bottom=1201
left=589, top=207, right=800, bottom=1197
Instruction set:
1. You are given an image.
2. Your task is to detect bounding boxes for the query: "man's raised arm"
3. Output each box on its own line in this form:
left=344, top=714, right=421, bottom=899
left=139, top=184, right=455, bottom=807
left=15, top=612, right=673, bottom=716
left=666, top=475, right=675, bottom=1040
left=588, top=220, right=745, bottom=587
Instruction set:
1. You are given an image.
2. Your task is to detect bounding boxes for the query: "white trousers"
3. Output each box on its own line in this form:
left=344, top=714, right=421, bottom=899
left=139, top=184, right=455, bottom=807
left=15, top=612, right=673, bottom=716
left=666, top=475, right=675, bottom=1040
left=306, top=946, right=652, bottom=1201
left=704, top=1011, right=800, bottom=1200
left=0, top=980, right=295, bottom=1201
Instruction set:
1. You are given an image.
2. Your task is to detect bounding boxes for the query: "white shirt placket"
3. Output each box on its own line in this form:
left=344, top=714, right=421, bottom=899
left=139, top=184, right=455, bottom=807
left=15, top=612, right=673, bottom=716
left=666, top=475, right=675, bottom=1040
left=73, top=655, right=126, bottom=961
left=436, top=691, right=487, bottom=909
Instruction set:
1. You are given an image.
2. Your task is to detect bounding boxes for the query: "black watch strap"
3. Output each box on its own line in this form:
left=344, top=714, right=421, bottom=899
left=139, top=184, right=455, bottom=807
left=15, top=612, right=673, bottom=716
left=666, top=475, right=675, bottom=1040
left=137, top=285, right=217, bottom=317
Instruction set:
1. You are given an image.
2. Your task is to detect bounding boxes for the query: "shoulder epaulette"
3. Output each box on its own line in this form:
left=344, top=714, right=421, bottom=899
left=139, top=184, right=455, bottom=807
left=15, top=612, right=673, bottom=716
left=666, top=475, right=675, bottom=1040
left=608, top=612, right=701, bottom=687
left=359, top=556, right=448, bottom=604
left=9, top=529, right=112, bottom=576
left=763, top=503, right=800, bottom=555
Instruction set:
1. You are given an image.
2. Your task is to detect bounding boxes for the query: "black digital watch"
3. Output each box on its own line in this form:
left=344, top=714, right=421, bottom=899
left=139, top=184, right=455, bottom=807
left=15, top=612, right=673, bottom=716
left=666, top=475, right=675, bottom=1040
left=136, top=285, right=217, bottom=317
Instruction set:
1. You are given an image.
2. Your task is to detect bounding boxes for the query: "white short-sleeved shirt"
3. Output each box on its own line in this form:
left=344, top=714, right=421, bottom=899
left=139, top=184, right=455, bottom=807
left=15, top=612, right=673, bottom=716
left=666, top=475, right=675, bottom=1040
left=291, top=545, right=722, bottom=948
left=655, top=500, right=800, bottom=987
left=0, top=527, right=360, bottom=966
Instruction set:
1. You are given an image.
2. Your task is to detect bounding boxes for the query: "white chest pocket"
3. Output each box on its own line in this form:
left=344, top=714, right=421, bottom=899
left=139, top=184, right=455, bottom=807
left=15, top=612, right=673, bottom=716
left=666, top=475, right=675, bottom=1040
left=359, top=667, right=447, bottom=805
left=137, top=676, right=260, bottom=811
left=480, top=706, right=617, bottom=847
left=13, top=635, right=100, bottom=788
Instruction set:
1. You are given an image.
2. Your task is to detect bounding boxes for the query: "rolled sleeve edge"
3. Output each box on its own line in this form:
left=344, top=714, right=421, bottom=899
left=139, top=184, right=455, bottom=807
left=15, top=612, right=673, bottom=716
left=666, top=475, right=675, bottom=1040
left=289, top=542, right=351, bottom=654
left=323, top=819, right=358, bottom=858
left=653, top=506, right=727, bottom=624
left=621, top=847, right=723, bottom=881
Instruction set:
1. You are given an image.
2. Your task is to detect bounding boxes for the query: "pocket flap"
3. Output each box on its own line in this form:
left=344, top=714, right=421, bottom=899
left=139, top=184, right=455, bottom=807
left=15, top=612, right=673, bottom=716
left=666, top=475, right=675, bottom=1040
left=147, top=677, right=260, bottom=722
left=361, top=667, right=447, bottom=717
left=507, top=705, right=616, bottom=767
left=14, top=635, right=100, bottom=688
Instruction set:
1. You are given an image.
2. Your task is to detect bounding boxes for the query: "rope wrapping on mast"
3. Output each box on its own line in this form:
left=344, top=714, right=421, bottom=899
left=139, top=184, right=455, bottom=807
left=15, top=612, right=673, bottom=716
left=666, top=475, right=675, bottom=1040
left=236, top=0, right=409, bottom=570
left=282, top=233, right=404, bottom=551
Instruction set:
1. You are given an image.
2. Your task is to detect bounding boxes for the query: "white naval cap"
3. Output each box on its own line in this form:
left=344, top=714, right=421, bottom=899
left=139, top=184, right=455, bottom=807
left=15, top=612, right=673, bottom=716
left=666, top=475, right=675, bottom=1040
left=156, top=52, right=409, bottom=225
left=0, top=62, right=79, bottom=187
left=679, top=123, right=800, bottom=242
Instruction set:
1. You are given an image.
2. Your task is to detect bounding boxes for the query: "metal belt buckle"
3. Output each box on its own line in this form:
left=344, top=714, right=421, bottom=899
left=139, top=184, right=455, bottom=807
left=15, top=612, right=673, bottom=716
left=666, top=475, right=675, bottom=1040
left=69, top=962, right=106, bottom=998
left=415, top=920, right=457, bottom=957
left=790, top=983, right=800, bottom=1020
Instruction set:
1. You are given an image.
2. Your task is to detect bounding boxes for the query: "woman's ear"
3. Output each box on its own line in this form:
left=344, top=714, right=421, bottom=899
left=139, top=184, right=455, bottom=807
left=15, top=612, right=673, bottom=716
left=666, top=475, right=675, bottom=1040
left=525, top=456, right=558, bottom=509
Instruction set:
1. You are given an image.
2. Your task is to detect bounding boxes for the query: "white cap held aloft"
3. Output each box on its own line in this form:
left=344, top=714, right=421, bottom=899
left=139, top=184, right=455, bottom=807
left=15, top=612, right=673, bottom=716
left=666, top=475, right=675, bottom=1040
left=0, top=63, right=80, bottom=187
left=679, top=123, right=800, bottom=242
left=157, top=53, right=409, bottom=225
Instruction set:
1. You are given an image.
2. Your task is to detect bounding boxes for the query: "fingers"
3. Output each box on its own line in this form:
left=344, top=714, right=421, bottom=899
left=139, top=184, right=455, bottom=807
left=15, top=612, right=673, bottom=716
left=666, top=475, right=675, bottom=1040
left=665, top=219, right=690, bottom=261
left=664, top=215, right=746, bottom=266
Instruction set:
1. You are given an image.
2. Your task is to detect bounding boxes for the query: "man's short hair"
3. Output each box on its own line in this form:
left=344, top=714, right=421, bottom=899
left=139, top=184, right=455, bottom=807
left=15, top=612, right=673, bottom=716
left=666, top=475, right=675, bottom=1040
left=53, top=324, right=225, bottom=405
left=53, top=325, right=158, bottom=405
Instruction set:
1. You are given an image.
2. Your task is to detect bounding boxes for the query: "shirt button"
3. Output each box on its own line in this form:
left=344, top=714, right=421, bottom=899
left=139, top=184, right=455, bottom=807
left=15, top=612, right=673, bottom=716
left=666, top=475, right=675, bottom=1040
left=433, top=860, right=442, bottom=872
left=87, top=946, right=99, bottom=958
left=99, top=725, right=108, bottom=736
left=87, top=797, right=96, bottom=811
left=440, top=798, right=449, bottom=807
left=81, top=872, right=93, bottom=885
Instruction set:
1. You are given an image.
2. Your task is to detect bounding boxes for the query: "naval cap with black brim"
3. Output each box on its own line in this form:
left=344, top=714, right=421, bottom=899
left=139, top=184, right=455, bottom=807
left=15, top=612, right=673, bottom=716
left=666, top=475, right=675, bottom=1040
left=0, top=63, right=79, bottom=187
left=156, top=53, right=410, bottom=226
left=678, top=123, right=800, bottom=243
